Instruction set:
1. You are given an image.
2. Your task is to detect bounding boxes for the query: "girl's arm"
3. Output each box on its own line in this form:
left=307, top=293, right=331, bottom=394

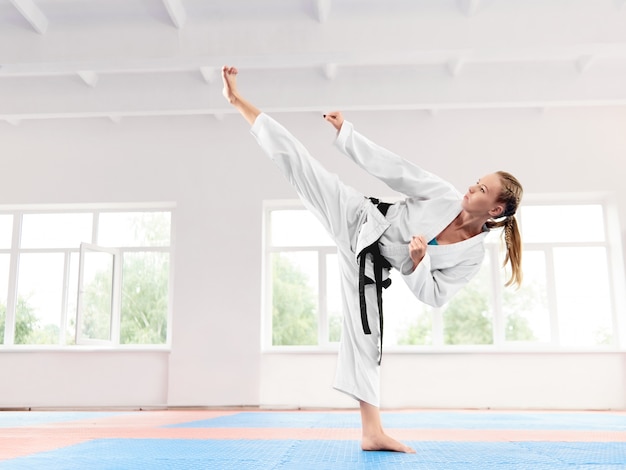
left=334, top=119, right=458, bottom=199
left=402, top=254, right=481, bottom=308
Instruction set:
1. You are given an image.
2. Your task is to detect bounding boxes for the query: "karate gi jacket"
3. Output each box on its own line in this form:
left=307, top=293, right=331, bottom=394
left=335, top=120, right=489, bottom=309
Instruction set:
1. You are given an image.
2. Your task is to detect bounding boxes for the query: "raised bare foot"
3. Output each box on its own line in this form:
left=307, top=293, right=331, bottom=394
left=222, top=65, right=239, bottom=104
left=362, top=433, right=416, bottom=453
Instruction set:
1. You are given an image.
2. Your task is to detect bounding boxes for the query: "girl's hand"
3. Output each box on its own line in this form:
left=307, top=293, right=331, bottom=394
left=409, top=235, right=427, bottom=271
left=323, top=111, right=344, bottom=131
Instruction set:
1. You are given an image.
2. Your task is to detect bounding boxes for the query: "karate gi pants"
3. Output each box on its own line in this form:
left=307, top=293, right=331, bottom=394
left=251, top=113, right=386, bottom=407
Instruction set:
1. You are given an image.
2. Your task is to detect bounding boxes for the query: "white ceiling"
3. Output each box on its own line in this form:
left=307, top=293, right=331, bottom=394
left=1, top=0, right=626, bottom=124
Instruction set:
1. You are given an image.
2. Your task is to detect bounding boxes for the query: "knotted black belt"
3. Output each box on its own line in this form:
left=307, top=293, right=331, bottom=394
left=358, top=197, right=392, bottom=365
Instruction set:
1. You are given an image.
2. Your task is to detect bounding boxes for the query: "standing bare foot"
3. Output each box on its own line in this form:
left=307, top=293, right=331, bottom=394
left=359, top=401, right=415, bottom=453
left=222, top=65, right=239, bottom=104
left=362, top=433, right=416, bottom=453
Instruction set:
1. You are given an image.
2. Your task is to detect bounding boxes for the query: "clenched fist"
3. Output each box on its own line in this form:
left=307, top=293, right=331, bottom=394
left=409, top=235, right=427, bottom=271
left=323, top=111, right=344, bottom=131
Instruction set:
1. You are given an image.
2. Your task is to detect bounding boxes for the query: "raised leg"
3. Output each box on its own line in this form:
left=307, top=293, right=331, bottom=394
left=222, top=65, right=261, bottom=126
left=360, top=401, right=416, bottom=453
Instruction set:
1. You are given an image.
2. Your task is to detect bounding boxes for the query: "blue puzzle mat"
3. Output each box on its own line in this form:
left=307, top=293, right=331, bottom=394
left=167, top=411, right=626, bottom=431
left=1, top=439, right=625, bottom=470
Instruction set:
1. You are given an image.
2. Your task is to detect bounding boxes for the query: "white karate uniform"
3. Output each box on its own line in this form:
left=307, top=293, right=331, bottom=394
left=251, top=113, right=488, bottom=407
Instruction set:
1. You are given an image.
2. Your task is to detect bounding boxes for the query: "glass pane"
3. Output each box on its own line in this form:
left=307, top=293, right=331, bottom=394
left=443, top=254, right=493, bottom=345
left=521, top=205, right=605, bottom=243
left=120, top=252, right=169, bottom=345
left=388, top=270, right=434, bottom=346
left=98, top=212, right=171, bottom=247
left=21, top=213, right=93, bottom=249
left=0, top=254, right=10, bottom=345
left=503, top=251, right=550, bottom=343
left=80, top=250, right=114, bottom=342
left=554, top=247, right=613, bottom=347
left=65, top=253, right=79, bottom=345
left=326, top=253, right=342, bottom=343
left=270, top=210, right=334, bottom=247
left=271, top=251, right=318, bottom=345
left=0, top=215, right=13, bottom=249
left=15, top=253, right=64, bottom=345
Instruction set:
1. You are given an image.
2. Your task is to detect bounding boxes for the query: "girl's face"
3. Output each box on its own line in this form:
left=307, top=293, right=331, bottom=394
left=462, top=173, right=504, bottom=218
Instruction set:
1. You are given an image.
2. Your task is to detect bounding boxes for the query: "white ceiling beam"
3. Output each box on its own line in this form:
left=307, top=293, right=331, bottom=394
left=200, top=66, right=218, bottom=84
left=77, top=71, right=99, bottom=88
left=576, top=55, right=595, bottom=74
left=457, top=0, right=482, bottom=17
left=447, top=58, right=465, bottom=77
left=9, top=0, right=48, bottom=34
left=323, top=63, right=338, bottom=80
left=2, top=44, right=626, bottom=78
left=162, top=0, right=186, bottom=29
left=4, top=118, right=21, bottom=126
left=314, top=0, right=332, bottom=23
left=3, top=98, right=626, bottom=124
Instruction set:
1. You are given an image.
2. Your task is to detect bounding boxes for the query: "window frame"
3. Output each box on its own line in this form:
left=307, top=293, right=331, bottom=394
left=263, top=193, right=626, bottom=353
left=262, top=200, right=339, bottom=352
left=76, top=243, right=120, bottom=346
left=0, top=203, right=175, bottom=350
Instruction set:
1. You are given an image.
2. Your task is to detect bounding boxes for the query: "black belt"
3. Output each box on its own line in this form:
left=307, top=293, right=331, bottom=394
left=358, top=197, right=392, bottom=365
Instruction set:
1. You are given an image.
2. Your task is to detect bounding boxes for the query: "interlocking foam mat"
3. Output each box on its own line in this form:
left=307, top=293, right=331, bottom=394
left=1, top=410, right=625, bottom=469
left=1, top=439, right=625, bottom=470
left=168, top=411, right=626, bottom=431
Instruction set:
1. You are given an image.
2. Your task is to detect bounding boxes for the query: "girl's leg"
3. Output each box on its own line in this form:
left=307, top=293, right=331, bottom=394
left=335, top=249, right=415, bottom=454
left=222, top=66, right=260, bottom=125
left=360, top=401, right=415, bottom=453
left=223, top=66, right=365, bottom=246
left=223, top=65, right=414, bottom=453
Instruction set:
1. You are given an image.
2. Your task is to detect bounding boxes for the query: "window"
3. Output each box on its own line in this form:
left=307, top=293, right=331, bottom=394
left=0, top=206, right=173, bottom=347
left=264, top=197, right=624, bottom=350
left=265, top=205, right=336, bottom=348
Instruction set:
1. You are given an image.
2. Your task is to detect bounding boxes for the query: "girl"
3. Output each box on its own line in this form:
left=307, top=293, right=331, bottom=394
left=222, top=65, right=523, bottom=453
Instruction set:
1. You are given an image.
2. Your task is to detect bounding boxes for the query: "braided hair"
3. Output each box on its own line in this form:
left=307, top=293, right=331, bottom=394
left=485, top=171, right=523, bottom=287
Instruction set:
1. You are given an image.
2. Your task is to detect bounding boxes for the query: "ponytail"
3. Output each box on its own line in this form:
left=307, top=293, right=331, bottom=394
left=485, top=216, right=522, bottom=287
left=503, top=216, right=522, bottom=287
left=486, top=171, right=524, bottom=288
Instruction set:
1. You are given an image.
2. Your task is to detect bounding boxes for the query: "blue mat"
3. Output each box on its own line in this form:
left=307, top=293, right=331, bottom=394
left=168, top=411, right=626, bottom=431
left=0, top=439, right=625, bottom=470
left=0, top=411, right=133, bottom=428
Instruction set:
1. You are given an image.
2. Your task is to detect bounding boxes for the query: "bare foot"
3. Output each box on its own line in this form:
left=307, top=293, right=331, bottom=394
left=222, top=65, right=239, bottom=104
left=362, top=433, right=416, bottom=453
left=219, top=65, right=261, bottom=125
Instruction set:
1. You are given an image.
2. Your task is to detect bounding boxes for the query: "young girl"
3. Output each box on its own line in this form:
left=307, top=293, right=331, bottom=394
left=222, top=65, right=523, bottom=453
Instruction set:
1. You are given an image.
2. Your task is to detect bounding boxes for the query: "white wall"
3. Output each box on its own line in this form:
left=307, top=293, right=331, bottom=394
left=0, top=350, right=169, bottom=408
left=1, top=106, right=626, bottom=409
left=260, top=352, right=626, bottom=410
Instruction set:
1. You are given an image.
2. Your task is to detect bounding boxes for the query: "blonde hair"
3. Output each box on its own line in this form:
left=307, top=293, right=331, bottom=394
left=485, top=171, right=523, bottom=288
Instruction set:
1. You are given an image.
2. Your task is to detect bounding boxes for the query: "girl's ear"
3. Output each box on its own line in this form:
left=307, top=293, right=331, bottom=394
left=490, top=205, right=504, bottom=218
